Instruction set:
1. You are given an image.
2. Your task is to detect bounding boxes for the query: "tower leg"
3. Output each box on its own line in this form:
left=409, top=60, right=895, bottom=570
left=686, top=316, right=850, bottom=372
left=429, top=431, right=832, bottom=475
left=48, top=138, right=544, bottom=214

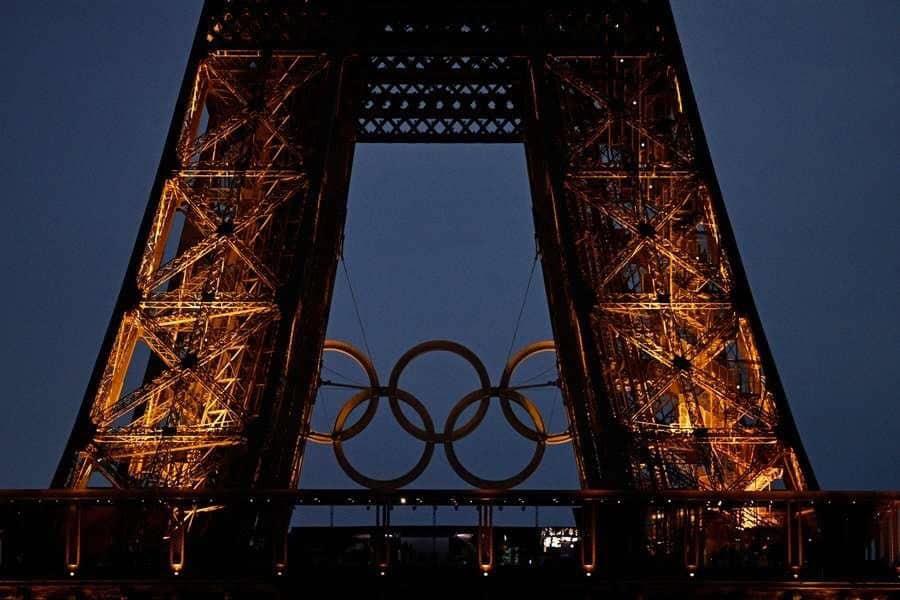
left=522, top=53, right=626, bottom=489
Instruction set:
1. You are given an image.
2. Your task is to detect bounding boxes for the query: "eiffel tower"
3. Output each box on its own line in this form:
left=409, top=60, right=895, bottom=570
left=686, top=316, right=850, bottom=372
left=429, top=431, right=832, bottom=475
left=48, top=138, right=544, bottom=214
left=54, top=0, right=816, bottom=495
left=1, top=2, right=897, bottom=598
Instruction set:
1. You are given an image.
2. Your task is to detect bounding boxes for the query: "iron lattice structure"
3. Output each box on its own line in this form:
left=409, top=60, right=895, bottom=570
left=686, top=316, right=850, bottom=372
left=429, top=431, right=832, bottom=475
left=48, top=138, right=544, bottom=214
left=55, top=0, right=816, bottom=494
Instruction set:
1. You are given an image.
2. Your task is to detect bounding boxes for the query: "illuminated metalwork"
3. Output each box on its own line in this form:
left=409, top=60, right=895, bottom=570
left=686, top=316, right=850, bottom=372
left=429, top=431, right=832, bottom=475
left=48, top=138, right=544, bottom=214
left=54, top=0, right=816, bottom=498
left=54, top=49, right=339, bottom=488
left=548, top=54, right=811, bottom=491
left=6, top=3, right=892, bottom=598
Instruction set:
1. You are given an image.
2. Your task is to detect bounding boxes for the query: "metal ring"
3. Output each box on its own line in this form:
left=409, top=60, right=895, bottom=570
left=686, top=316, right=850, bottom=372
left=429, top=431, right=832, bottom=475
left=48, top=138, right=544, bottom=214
left=387, top=340, right=491, bottom=442
left=332, top=388, right=435, bottom=490
left=312, top=339, right=572, bottom=489
left=308, top=340, right=380, bottom=444
left=443, top=388, right=546, bottom=490
left=499, top=341, right=572, bottom=446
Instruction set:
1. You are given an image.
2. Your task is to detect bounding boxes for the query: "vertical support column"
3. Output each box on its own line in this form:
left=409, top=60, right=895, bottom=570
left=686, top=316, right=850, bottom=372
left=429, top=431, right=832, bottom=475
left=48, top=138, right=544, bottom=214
left=579, top=501, right=598, bottom=576
left=248, top=48, right=364, bottom=489
left=477, top=505, right=494, bottom=575
left=522, top=49, right=627, bottom=488
left=798, top=506, right=805, bottom=575
left=889, top=500, right=899, bottom=578
left=786, top=501, right=803, bottom=579
left=63, top=503, right=80, bottom=576
left=683, top=506, right=701, bottom=577
left=169, top=507, right=186, bottom=576
left=271, top=505, right=289, bottom=577
left=375, top=503, right=391, bottom=575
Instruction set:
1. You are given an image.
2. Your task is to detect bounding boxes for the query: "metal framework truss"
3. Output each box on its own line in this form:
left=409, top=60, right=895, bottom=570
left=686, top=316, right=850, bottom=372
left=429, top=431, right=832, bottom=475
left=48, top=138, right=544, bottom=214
left=54, top=0, right=816, bottom=494
left=55, top=51, right=336, bottom=488
left=547, top=54, right=811, bottom=491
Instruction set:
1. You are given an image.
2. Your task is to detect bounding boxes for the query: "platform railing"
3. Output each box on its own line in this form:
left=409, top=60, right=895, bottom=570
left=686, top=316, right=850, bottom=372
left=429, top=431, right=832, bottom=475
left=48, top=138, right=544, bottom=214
left=0, top=489, right=897, bottom=584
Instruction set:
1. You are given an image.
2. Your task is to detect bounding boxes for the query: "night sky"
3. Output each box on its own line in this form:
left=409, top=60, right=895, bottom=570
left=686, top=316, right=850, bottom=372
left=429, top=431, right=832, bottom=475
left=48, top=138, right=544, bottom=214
left=0, top=1, right=897, bottom=491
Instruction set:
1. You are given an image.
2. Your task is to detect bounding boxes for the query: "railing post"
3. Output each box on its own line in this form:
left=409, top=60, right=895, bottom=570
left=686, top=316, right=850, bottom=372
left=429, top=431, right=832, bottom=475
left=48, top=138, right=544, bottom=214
left=785, top=501, right=802, bottom=579
left=477, top=504, right=494, bottom=575
left=168, top=507, right=186, bottom=576
left=63, top=503, right=80, bottom=576
left=890, top=500, right=900, bottom=578
left=579, top=501, right=598, bottom=576
left=375, top=503, right=391, bottom=575
left=683, top=505, right=701, bottom=577
left=272, top=506, right=289, bottom=577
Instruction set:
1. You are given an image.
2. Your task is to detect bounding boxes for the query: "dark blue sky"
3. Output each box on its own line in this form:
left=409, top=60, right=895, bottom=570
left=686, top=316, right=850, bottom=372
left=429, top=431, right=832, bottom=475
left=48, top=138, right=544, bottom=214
left=0, top=1, right=897, bottom=490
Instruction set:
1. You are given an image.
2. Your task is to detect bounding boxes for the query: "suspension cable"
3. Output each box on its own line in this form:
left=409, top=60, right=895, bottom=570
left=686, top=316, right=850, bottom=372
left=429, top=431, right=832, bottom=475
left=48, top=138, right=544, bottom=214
left=504, top=250, right=540, bottom=367
left=340, top=255, right=375, bottom=364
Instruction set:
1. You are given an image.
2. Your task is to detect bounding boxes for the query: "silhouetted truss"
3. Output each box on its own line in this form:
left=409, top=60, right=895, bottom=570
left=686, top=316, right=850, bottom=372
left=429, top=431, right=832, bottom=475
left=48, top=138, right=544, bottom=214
left=55, top=0, right=815, bottom=495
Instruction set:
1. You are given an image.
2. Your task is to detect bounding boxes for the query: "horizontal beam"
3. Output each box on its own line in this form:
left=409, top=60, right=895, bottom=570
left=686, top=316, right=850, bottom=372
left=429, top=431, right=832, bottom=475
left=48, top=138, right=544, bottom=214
left=9, top=488, right=897, bottom=506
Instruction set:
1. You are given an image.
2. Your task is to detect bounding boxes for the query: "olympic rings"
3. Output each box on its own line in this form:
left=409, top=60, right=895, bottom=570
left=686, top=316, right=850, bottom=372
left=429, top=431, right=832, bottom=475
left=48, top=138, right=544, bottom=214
left=443, top=388, right=545, bottom=489
left=307, top=340, right=379, bottom=444
left=500, top=341, right=573, bottom=446
left=333, top=388, right=435, bottom=489
left=309, top=339, right=572, bottom=490
left=388, top=340, right=491, bottom=442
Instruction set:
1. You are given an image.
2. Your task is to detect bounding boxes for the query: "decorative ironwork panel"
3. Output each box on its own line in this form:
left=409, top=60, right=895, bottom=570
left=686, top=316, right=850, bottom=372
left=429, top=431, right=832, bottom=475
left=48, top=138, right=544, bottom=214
left=357, top=55, right=525, bottom=142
